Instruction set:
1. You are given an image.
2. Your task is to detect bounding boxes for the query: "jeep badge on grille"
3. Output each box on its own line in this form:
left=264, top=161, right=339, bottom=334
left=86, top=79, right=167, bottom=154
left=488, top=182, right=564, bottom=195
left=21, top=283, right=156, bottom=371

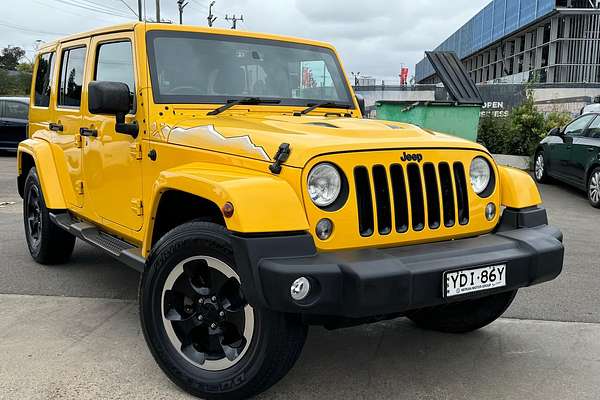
left=400, top=152, right=423, bottom=162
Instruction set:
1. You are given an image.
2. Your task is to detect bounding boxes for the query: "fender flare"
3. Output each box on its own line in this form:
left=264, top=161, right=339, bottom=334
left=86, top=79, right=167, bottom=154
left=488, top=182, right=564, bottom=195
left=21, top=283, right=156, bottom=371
left=498, top=165, right=542, bottom=209
left=142, top=162, right=309, bottom=254
left=17, top=139, right=66, bottom=209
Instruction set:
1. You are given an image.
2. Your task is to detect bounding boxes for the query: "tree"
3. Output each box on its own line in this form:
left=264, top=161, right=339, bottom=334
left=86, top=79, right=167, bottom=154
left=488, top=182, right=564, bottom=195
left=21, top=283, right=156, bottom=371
left=0, top=46, right=26, bottom=70
left=16, top=62, right=33, bottom=74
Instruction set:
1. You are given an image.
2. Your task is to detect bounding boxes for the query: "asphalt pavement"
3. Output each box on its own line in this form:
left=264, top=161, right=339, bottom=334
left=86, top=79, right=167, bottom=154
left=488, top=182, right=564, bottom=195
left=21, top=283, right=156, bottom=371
left=1, top=153, right=599, bottom=399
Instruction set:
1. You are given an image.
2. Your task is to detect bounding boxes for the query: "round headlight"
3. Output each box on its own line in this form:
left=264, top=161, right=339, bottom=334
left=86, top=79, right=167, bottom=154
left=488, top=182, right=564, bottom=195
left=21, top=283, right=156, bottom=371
left=470, top=157, right=492, bottom=195
left=308, top=163, right=342, bottom=207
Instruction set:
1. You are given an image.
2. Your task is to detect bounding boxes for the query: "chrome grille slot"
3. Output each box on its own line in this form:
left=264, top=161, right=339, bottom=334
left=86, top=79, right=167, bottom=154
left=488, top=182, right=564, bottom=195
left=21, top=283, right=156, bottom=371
left=353, top=160, right=470, bottom=237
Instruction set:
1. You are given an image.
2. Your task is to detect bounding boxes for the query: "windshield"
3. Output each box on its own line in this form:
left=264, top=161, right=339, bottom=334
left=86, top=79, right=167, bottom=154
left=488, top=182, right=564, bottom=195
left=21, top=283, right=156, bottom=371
left=146, top=30, right=354, bottom=107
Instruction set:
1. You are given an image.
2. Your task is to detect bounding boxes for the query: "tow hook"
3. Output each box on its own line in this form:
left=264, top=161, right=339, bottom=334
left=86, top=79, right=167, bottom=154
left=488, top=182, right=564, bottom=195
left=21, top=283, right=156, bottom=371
left=269, top=143, right=291, bottom=174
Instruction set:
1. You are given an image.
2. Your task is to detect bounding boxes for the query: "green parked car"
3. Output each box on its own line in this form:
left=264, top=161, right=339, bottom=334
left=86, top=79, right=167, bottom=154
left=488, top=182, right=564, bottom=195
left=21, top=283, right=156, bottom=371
left=534, top=112, right=600, bottom=208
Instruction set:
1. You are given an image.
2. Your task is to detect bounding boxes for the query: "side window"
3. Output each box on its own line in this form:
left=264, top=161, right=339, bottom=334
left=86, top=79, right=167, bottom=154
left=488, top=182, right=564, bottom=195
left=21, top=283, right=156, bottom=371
left=34, top=52, right=55, bottom=107
left=587, top=116, right=600, bottom=139
left=563, top=114, right=595, bottom=137
left=58, top=46, right=87, bottom=108
left=4, top=101, right=29, bottom=120
left=95, top=40, right=135, bottom=113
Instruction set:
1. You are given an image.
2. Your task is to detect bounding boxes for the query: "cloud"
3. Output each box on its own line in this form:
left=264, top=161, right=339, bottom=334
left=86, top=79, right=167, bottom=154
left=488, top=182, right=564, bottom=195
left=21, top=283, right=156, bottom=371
left=1, top=0, right=490, bottom=83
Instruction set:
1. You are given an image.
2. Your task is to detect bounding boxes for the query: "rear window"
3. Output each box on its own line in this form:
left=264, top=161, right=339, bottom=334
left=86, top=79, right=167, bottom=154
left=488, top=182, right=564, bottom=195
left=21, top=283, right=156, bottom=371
left=58, top=46, right=86, bottom=108
left=34, top=52, right=55, bottom=107
left=4, top=101, right=29, bottom=120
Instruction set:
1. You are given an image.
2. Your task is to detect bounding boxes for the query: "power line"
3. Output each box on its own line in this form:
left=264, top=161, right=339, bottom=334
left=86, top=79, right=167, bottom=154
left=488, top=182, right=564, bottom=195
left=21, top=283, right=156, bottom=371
left=32, top=0, right=128, bottom=22
left=49, top=0, right=134, bottom=18
left=117, top=0, right=139, bottom=17
left=77, top=0, right=135, bottom=17
left=0, top=20, right=69, bottom=36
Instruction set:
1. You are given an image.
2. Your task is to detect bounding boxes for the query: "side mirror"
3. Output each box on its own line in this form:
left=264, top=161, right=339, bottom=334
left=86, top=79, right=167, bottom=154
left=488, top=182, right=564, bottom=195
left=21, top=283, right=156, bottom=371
left=355, top=94, right=366, bottom=117
left=548, top=127, right=562, bottom=137
left=88, top=81, right=138, bottom=138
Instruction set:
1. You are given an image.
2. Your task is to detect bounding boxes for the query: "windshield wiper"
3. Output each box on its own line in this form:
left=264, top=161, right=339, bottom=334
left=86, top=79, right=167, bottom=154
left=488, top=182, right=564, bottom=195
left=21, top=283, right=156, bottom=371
left=294, top=101, right=351, bottom=116
left=207, top=97, right=281, bottom=116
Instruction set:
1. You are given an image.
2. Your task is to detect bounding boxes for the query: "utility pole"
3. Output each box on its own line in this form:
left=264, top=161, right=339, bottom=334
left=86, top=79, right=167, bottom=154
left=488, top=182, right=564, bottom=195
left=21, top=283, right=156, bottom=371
left=177, top=0, right=188, bottom=24
left=155, top=0, right=161, bottom=22
left=225, top=14, right=243, bottom=29
left=207, top=1, right=217, bottom=27
left=138, top=0, right=142, bottom=21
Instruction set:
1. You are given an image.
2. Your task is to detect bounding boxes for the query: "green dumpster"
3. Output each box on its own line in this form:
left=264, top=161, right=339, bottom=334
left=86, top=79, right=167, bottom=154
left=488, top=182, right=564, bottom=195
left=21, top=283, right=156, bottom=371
left=375, top=101, right=481, bottom=142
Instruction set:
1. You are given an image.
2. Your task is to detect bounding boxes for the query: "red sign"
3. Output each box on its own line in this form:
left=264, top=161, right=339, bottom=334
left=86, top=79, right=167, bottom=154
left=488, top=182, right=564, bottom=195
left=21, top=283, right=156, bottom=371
left=400, top=67, right=409, bottom=85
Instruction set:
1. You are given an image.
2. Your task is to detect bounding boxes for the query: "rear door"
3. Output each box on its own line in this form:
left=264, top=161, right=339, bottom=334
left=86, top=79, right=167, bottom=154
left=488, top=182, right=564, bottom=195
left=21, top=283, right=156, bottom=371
left=2, top=100, right=29, bottom=147
left=81, top=33, right=144, bottom=231
left=52, top=39, right=90, bottom=208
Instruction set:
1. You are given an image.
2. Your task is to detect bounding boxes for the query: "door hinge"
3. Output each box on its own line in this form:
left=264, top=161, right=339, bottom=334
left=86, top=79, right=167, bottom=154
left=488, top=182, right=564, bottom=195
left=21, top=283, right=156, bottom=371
left=129, top=142, right=143, bottom=160
left=130, top=198, right=143, bottom=216
left=75, top=180, right=84, bottom=195
left=74, top=134, right=83, bottom=148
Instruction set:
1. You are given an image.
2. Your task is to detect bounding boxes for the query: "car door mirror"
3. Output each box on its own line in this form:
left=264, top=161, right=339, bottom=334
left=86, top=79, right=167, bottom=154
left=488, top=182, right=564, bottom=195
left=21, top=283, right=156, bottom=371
left=548, top=127, right=562, bottom=137
left=88, top=81, right=138, bottom=138
left=355, top=94, right=366, bottom=118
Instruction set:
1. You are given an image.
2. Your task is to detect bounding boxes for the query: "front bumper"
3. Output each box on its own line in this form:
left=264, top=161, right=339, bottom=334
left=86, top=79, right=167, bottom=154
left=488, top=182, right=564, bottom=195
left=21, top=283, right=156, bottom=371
left=231, top=207, right=564, bottom=319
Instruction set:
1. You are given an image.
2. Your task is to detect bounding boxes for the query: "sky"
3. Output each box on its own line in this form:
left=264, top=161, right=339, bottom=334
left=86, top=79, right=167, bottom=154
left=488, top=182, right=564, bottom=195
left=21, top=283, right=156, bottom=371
left=2, top=0, right=490, bottom=83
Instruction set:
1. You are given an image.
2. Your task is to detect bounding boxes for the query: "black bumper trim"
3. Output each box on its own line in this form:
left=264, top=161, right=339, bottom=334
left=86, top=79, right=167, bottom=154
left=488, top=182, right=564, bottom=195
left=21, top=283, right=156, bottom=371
left=231, top=207, right=564, bottom=318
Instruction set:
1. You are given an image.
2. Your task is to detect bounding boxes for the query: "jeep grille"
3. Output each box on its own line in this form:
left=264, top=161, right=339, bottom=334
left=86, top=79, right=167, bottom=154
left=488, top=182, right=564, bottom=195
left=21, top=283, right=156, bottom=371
left=354, top=162, right=470, bottom=237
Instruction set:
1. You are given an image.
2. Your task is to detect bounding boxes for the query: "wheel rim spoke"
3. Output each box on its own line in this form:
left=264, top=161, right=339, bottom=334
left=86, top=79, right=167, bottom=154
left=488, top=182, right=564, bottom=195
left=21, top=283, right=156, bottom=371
left=163, top=290, right=192, bottom=321
left=218, top=277, right=245, bottom=313
left=181, top=343, right=207, bottom=365
left=183, top=259, right=214, bottom=296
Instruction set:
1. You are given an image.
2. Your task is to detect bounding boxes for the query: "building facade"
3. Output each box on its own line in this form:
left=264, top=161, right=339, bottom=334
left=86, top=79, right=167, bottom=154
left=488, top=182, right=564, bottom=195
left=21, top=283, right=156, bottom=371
left=416, top=0, right=600, bottom=85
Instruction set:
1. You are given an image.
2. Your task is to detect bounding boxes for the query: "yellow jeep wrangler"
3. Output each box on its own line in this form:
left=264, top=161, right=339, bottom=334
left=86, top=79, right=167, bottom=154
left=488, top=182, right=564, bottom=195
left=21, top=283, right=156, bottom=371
left=18, top=22, right=563, bottom=399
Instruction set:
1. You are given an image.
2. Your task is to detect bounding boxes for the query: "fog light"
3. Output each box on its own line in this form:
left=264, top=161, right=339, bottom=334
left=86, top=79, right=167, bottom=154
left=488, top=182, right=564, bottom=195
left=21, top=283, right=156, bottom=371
left=485, top=203, right=496, bottom=221
left=315, top=218, right=333, bottom=240
left=291, top=277, right=311, bottom=301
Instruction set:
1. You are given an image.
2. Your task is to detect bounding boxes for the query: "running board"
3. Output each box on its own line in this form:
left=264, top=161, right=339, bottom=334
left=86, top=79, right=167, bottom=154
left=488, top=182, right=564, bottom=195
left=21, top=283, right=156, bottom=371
left=49, top=212, right=145, bottom=272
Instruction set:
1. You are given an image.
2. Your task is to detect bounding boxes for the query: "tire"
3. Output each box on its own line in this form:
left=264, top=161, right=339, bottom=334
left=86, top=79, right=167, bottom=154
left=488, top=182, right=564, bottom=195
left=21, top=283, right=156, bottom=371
left=139, top=221, right=308, bottom=400
left=587, top=167, right=600, bottom=209
left=534, top=150, right=550, bottom=184
left=23, top=167, right=76, bottom=265
left=406, top=290, right=517, bottom=334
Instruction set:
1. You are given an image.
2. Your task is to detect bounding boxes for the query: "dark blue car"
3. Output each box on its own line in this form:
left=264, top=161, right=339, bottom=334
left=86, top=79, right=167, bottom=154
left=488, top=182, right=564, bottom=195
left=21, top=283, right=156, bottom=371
left=0, top=97, right=29, bottom=151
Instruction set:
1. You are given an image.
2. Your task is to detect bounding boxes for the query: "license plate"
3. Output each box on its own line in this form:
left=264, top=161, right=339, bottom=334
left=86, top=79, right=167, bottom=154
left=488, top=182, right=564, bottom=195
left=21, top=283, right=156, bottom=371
left=444, top=264, right=507, bottom=298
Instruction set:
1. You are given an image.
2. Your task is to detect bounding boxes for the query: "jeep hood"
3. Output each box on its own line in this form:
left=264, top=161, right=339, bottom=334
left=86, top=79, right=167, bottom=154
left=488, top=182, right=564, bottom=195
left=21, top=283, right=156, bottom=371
left=161, top=114, right=486, bottom=168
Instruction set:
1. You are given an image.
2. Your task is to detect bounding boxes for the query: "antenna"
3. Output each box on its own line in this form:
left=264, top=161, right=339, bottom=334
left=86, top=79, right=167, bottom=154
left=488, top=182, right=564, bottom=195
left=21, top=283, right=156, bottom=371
left=225, top=14, right=244, bottom=29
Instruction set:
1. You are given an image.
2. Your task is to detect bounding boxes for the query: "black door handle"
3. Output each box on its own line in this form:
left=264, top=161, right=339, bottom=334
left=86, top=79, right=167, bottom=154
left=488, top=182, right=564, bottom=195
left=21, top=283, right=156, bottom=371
left=79, top=127, right=98, bottom=137
left=589, top=147, right=596, bottom=152
left=49, top=122, right=63, bottom=132
left=566, top=145, right=572, bottom=150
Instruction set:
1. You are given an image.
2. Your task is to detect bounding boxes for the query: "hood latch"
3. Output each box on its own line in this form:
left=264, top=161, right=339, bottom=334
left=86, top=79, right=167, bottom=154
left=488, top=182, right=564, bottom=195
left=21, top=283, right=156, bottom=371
left=269, top=143, right=291, bottom=175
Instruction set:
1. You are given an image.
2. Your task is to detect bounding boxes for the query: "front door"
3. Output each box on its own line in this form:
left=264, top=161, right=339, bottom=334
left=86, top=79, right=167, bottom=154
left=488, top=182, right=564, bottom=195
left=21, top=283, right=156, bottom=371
left=571, top=115, right=600, bottom=187
left=555, top=114, right=596, bottom=181
left=81, top=33, right=143, bottom=231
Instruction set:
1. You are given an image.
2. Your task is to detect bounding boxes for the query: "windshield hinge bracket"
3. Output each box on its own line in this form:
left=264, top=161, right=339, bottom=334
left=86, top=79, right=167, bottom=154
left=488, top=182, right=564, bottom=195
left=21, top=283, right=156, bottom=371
left=269, top=143, right=291, bottom=175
